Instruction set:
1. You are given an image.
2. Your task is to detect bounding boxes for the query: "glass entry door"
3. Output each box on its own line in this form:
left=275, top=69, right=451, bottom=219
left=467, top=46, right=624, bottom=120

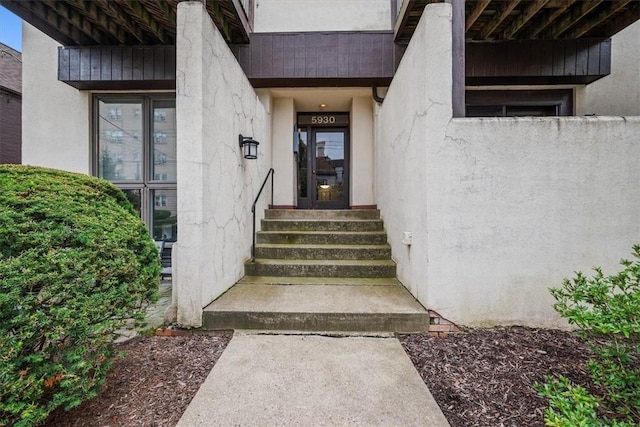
left=296, top=121, right=349, bottom=209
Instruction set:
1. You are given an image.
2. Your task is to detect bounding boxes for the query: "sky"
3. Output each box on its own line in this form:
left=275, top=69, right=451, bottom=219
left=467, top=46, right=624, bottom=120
left=0, top=6, right=22, bottom=52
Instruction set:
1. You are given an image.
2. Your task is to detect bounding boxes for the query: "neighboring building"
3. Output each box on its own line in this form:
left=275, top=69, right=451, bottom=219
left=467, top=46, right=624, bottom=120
left=2, top=0, right=639, bottom=329
left=0, top=42, right=21, bottom=164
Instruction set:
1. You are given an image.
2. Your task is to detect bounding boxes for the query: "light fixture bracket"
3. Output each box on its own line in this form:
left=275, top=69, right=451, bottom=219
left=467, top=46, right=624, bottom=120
left=239, top=134, right=260, bottom=160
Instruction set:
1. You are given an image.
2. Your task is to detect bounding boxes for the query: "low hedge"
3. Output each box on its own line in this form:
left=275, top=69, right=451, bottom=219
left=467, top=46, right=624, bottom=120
left=0, top=165, right=160, bottom=426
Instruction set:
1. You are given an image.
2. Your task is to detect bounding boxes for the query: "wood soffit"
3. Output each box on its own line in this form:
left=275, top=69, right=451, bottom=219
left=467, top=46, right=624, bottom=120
left=0, top=0, right=251, bottom=46
left=1, top=1, right=637, bottom=50
left=395, top=0, right=640, bottom=43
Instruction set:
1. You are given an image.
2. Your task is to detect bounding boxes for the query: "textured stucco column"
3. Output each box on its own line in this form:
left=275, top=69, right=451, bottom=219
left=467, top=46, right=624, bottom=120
left=173, top=2, right=270, bottom=327
left=271, top=97, right=296, bottom=207
left=375, top=3, right=452, bottom=303
left=350, top=97, right=375, bottom=207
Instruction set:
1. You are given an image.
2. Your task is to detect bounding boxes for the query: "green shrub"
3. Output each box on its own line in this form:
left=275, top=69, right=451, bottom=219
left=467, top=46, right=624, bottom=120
left=537, top=245, right=640, bottom=426
left=0, top=165, right=160, bottom=426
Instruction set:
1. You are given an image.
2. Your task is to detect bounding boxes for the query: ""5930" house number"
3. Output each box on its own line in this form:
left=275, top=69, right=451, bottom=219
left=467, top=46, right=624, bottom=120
left=310, top=115, right=336, bottom=124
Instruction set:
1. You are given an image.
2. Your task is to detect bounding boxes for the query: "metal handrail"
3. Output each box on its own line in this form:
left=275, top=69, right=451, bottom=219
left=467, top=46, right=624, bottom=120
left=251, top=168, right=274, bottom=261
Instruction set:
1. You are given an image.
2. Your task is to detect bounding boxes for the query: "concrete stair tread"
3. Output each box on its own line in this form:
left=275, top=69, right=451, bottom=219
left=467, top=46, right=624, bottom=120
left=258, top=230, right=387, bottom=235
left=264, top=209, right=380, bottom=220
left=264, top=219, right=382, bottom=224
left=239, top=276, right=402, bottom=286
left=250, top=259, right=396, bottom=266
left=255, top=243, right=391, bottom=250
left=205, top=284, right=427, bottom=314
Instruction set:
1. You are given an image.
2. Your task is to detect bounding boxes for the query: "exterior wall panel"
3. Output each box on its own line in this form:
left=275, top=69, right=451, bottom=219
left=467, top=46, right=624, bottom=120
left=58, top=45, right=176, bottom=90
left=466, top=38, right=611, bottom=85
left=253, top=0, right=392, bottom=33
left=23, top=23, right=90, bottom=174
left=577, top=20, right=640, bottom=116
left=0, top=91, right=21, bottom=164
left=231, top=32, right=404, bottom=87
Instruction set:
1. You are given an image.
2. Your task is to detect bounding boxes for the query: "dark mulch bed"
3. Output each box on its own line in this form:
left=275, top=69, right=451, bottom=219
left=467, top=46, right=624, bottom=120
left=42, top=328, right=590, bottom=427
left=400, top=327, right=592, bottom=427
left=43, top=333, right=232, bottom=427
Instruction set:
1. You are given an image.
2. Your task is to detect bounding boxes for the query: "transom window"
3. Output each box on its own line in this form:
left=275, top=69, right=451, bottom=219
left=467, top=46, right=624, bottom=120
left=93, top=94, right=177, bottom=242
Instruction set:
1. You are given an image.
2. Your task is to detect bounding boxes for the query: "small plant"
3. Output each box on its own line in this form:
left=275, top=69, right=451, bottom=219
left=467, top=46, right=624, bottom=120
left=0, top=165, right=160, bottom=426
left=536, top=244, right=640, bottom=426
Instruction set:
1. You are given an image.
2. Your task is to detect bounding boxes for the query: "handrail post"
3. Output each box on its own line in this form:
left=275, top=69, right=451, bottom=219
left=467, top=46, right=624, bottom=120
left=251, top=168, right=274, bottom=261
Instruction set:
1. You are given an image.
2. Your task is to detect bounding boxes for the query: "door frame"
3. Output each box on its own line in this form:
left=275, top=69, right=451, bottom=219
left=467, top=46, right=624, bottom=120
left=296, top=113, right=350, bottom=209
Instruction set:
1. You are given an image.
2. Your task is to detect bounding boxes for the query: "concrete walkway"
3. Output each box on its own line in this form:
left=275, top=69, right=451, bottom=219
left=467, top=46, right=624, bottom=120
left=177, top=333, right=450, bottom=426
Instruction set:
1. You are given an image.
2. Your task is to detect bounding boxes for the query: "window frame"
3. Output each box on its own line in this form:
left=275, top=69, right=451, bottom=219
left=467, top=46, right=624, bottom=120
left=465, top=89, right=573, bottom=117
left=92, top=93, right=177, bottom=242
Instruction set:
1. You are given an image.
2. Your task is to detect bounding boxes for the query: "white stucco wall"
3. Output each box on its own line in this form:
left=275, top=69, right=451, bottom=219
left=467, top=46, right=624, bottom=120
left=351, top=97, right=376, bottom=207
left=21, top=24, right=90, bottom=173
left=253, top=0, right=392, bottom=32
left=434, top=117, right=640, bottom=327
left=576, top=20, right=640, bottom=116
left=174, top=2, right=271, bottom=327
left=376, top=4, right=640, bottom=328
left=375, top=3, right=452, bottom=301
left=271, top=97, right=295, bottom=207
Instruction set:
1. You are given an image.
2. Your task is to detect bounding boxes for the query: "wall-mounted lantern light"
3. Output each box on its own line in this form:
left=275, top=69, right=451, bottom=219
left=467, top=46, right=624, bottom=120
left=239, top=134, right=259, bottom=160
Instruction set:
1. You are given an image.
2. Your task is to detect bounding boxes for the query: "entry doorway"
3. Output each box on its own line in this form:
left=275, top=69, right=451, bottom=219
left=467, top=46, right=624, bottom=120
left=296, top=113, right=349, bottom=209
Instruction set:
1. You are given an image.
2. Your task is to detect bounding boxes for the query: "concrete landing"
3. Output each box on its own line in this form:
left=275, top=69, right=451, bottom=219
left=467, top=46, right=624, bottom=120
left=176, top=334, right=450, bottom=426
left=202, top=283, right=431, bottom=332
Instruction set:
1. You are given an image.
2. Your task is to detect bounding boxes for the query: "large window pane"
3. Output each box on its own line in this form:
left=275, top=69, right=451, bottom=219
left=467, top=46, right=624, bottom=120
left=152, top=189, right=177, bottom=242
left=151, top=100, right=176, bottom=182
left=94, top=94, right=177, bottom=258
left=97, top=100, right=143, bottom=181
left=122, top=189, right=142, bottom=216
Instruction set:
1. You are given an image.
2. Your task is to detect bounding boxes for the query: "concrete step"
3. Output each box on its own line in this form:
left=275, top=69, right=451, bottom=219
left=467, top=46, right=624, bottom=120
left=254, top=244, right=391, bottom=260
left=238, top=276, right=402, bottom=286
left=245, top=259, right=397, bottom=278
left=265, top=209, right=380, bottom=220
left=261, top=219, right=383, bottom=232
left=202, top=283, right=430, bottom=332
left=256, top=230, right=388, bottom=245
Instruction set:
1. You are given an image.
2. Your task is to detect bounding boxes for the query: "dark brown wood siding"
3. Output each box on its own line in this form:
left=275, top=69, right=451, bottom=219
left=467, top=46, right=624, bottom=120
left=231, top=32, right=405, bottom=87
left=466, top=38, right=611, bottom=85
left=58, top=45, right=176, bottom=90
left=0, top=89, right=22, bottom=164
left=57, top=36, right=612, bottom=90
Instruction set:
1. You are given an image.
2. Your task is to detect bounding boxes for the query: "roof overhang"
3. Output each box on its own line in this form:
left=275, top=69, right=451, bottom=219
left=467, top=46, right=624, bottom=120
left=395, top=0, right=640, bottom=44
left=0, top=0, right=252, bottom=46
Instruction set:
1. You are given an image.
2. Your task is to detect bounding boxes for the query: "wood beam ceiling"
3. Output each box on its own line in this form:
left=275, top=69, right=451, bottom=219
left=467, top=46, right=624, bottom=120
left=478, top=0, right=520, bottom=39
left=119, top=0, right=169, bottom=44
left=8, top=0, right=109, bottom=45
left=62, top=0, right=127, bottom=44
left=0, top=0, right=250, bottom=46
left=465, top=0, right=490, bottom=32
left=501, top=0, right=549, bottom=39
left=568, top=0, right=632, bottom=38
left=207, top=0, right=233, bottom=42
left=21, top=8, right=79, bottom=45
left=596, top=1, right=640, bottom=39
left=92, top=0, right=150, bottom=44
left=543, top=0, right=603, bottom=38
left=521, top=0, right=577, bottom=39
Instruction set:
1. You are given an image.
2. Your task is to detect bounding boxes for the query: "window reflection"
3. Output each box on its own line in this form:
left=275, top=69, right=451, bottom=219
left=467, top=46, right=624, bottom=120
left=153, top=189, right=177, bottom=242
left=315, top=132, right=344, bottom=202
left=98, top=100, right=143, bottom=182
left=95, top=95, right=177, bottom=246
left=151, top=100, right=176, bottom=182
